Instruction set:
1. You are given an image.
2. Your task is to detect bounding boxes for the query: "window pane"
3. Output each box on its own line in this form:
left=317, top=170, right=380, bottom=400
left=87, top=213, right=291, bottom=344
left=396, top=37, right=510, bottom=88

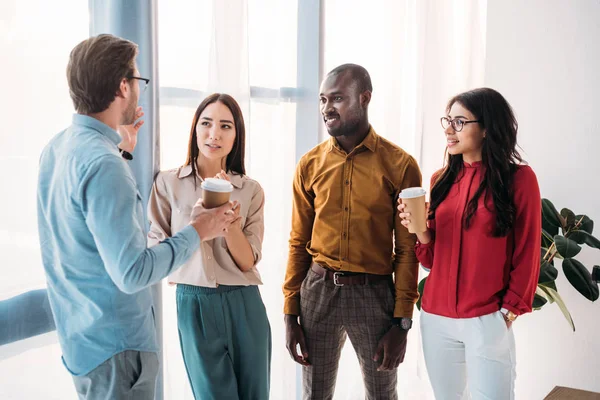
left=0, top=1, right=89, bottom=398
left=248, top=0, right=298, bottom=88
left=158, top=0, right=213, bottom=91
left=0, top=334, right=74, bottom=400
left=159, top=105, right=198, bottom=170
left=0, top=0, right=88, bottom=297
left=247, top=100, right=298, bottom=399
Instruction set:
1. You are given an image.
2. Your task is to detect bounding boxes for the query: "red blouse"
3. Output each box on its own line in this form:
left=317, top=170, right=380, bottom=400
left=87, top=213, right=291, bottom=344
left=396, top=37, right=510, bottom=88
left=417, top=162, right=541, bottom=318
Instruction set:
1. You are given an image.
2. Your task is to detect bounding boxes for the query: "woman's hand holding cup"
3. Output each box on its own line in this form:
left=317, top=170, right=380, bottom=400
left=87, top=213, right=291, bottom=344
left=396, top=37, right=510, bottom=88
left=397, top=187, right=432, bottom=244
left=397, top=201, right=429, bottom=228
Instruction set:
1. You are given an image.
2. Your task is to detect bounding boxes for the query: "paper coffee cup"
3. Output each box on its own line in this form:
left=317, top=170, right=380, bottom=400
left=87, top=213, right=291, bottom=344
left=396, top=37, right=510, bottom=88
left=201, top=178, right=233, bottom=208
left=399, top=187, right=427, bottom=233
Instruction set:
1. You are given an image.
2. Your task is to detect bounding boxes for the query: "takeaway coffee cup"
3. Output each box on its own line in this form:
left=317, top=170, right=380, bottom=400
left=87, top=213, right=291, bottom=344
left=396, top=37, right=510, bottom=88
left=399, top=187, right=427, bottom=233
left=201, top=178, right=234, bottom=209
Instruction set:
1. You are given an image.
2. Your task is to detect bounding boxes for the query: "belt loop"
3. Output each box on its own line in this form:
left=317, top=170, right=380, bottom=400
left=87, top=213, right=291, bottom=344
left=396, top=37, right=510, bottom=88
left=364, top=274, right=369, bottom=285
left=314, top=263, right=327, bottom=281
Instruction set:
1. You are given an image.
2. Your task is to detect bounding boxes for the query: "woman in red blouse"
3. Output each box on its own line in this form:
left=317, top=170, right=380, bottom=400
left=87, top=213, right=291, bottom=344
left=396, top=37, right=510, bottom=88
left=398, top=88, right=541, bottom=400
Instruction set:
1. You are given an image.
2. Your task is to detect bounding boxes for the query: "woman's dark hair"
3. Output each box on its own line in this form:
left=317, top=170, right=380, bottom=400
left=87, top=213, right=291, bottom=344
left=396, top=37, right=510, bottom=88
left=429, top=87, right=523, bottom=237
left=184, top=93, right=246, bottom=184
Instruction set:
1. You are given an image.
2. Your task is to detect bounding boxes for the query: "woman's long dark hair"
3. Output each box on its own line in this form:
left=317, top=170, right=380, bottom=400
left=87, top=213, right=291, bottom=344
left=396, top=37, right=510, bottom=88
left=429, top=88, right=523, bottom=237
left=184, top=93, right=246, bottom=185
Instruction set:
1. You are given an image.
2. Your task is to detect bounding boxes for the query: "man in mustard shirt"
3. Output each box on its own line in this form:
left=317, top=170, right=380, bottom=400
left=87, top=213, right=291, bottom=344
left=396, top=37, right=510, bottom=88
left=283, top=64, right=422, bottom=399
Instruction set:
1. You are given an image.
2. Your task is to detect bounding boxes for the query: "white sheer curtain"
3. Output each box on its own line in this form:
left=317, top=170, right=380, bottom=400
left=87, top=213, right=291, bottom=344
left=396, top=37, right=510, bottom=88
left=323, top=0, right=486, bottom=398
left=159, top=0, right=486, bottom=399
left=0, top=1, right=88, bottom=399
left=158, top=1, right=299, bottom=398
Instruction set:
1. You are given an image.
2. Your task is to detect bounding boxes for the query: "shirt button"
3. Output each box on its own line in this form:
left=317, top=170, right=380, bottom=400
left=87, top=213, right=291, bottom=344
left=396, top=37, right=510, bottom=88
left=344, top=207, right=349, bottom=211
left=209, top=275, right=215, bottom=280
left=342, top=232, right=347, bottom=238
left=177, top=208, right=181, bottom=213
left=207, top=256, right=212, bottom=260
left=345, top=180, right=350, bottom=185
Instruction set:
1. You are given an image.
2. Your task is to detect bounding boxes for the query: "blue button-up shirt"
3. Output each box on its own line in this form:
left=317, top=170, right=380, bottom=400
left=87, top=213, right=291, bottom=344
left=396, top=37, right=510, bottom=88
left=37, top=114, right=200, bottom=375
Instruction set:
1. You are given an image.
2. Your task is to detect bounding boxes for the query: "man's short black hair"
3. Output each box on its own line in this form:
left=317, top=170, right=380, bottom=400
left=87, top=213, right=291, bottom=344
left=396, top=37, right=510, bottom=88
left=326, top=63, right=373, bottom=93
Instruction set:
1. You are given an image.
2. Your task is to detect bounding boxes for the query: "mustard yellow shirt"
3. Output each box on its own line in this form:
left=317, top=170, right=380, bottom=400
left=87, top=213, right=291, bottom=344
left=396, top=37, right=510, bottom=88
left=283, top=127, right=421, bottom=318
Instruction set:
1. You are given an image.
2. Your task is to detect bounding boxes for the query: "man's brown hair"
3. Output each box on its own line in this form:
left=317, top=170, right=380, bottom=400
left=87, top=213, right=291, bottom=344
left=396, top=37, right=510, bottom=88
left=66, top=34, right=138, bottom=114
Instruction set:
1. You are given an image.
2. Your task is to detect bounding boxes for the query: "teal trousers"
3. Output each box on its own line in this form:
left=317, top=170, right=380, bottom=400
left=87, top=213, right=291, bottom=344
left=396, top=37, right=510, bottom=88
left=176, top=284, right=271, bottom=400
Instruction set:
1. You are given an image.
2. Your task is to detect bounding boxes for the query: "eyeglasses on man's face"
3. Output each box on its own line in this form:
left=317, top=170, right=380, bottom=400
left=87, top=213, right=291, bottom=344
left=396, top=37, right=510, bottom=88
left=127, top=76, right=150, bottom=92
left=440, top=116, right=479, bottom=132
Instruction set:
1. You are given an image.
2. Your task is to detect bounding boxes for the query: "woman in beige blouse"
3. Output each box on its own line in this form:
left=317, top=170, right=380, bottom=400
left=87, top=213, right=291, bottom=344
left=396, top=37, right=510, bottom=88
left=148, top=93, right=271, bottom=400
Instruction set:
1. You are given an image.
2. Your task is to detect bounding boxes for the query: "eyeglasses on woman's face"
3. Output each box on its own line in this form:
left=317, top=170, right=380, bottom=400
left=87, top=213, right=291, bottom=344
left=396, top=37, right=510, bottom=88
left=440, top=116, right=479, bottom=132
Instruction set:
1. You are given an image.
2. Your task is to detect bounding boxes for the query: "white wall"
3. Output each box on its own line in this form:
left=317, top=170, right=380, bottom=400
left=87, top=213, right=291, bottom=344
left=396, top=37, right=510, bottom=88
left=485, top=1, right=600, bottom=398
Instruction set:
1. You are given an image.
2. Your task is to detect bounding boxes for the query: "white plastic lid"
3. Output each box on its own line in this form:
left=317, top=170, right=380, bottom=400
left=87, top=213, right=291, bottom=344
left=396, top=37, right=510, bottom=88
left=398, top=187, right=426, bottom=199
left=201, top=178, right=233, bottom=193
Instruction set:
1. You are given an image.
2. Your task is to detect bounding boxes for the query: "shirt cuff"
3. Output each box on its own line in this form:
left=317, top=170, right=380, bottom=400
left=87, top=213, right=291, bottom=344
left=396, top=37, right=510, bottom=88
left=284, top=298, right=300, bottom=316
left=500, top=303, right=521, bottom=316
left=394, top=300, right=415, bottom=319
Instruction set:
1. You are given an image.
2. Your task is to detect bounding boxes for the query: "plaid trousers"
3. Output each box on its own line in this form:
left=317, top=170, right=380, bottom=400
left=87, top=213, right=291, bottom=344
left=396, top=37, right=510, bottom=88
left=299, top=268, right=398, bottom=400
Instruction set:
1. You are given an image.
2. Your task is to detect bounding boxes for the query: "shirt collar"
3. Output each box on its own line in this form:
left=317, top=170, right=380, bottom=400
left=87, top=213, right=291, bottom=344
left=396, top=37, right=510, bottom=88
left=177, top=164, right=244, bottom=188
left=463, top=160, right=483, bottom=168
left=328, top=125, right=378, bottom=153
left=72, top=114, right=121, bottom=147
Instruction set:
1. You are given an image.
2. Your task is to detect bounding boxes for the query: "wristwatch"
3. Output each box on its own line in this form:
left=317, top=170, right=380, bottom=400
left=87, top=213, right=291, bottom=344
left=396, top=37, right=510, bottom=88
left=500, top=308, right=517, bottom=322
left=391, top=317, right=413, bottom=331
left=118, top=148, right=133, bottom=160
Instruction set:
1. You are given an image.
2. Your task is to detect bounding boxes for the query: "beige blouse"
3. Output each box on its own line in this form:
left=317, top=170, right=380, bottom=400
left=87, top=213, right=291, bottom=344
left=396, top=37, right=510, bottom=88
left=147, top=164, right=264, bottom=287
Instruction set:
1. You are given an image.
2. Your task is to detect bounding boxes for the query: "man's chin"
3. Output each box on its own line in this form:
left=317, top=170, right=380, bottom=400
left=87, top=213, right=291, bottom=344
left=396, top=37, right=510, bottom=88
left=121, top=114, right=136, bottom=126
left=326, top=127, right=345, bottom=137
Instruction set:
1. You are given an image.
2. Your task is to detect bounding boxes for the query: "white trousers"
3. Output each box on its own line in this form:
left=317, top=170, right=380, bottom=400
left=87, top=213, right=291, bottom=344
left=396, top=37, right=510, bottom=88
left=420, top=310, right=516, bottom=400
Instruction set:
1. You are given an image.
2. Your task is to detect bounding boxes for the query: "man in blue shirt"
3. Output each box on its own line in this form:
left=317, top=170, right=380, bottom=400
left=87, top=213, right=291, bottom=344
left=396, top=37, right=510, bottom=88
left=37, top=34, right=237, bottom=399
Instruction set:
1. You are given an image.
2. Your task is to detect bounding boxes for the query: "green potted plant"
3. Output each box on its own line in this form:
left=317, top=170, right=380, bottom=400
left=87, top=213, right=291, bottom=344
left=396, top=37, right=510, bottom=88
left=416, top=198, right=600, bottom=332
left=536, top=199, right=599, bottom=331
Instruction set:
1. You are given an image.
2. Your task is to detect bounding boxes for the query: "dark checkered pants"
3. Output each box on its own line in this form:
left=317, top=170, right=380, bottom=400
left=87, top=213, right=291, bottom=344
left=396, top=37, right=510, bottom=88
left=299, top=268, right=398, bottom=400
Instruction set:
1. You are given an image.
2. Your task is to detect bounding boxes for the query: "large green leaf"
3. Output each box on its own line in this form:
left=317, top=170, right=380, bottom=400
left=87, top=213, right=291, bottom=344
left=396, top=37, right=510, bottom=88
left=593, top=266, right=600, bottom=283
left=568, top=230, right=600, bottom=249
left=554, top=235, right=582, bottom=258
left=416, top=277, right=427, bottom=311
left=561, top=208, right=576, bottom=233
left=542, top=199, right=561, bottom=235
left=539, top=285, right=575, bottom=332
left=532, top=293, right=548, bottom=309
left=562, top=258, right=600, bottom=301
left=539, top=260, right=558, bottom=284
left=539, top=248, right=558, bottom=283
left=537, top=285, right=553, bottom=304
left=575, top=215, right=594, bottom=234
